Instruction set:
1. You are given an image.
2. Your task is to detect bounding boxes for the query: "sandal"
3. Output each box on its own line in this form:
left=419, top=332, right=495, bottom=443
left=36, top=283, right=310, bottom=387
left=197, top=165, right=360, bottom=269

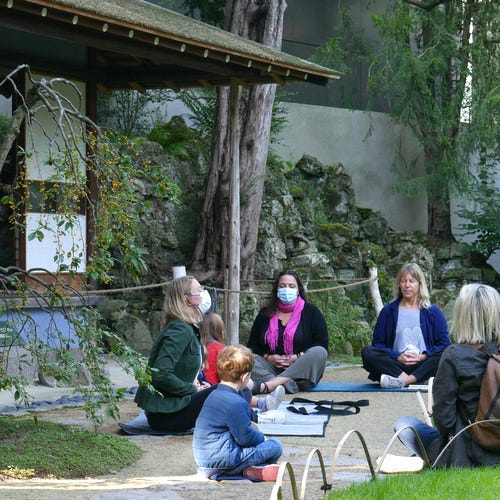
left=251, top=379, right=270, bottom=395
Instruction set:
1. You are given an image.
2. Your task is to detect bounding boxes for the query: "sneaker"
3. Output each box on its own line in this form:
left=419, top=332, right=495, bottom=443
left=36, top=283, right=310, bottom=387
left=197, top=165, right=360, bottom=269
left=263, top=385, right=285, bottom=411
left=283, top=379, right=299, bottom=394
left=243, top=463, right=280, bottom=482
left=380, top=374, right=405, bottom=389
left=257, top=410, right=287, bottom=424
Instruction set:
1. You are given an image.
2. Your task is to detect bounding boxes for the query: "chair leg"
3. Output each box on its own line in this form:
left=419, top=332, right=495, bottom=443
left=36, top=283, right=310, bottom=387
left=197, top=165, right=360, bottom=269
left=416, top=391, right=432, bottom=426
left=427, top=377, right=434, bottom=416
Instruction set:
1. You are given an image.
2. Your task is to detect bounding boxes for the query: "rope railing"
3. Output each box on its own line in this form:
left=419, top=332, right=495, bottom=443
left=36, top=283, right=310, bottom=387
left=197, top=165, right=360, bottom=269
left=81, top=276, right=375, bottom=297
left=1, top=265, right=377, bottom=298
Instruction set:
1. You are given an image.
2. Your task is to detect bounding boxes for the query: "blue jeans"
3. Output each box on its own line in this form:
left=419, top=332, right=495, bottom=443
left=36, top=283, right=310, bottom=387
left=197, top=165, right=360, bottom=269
left=198, top=438, right=283, bottom=478
left=394, top=416, right=440, bottom=458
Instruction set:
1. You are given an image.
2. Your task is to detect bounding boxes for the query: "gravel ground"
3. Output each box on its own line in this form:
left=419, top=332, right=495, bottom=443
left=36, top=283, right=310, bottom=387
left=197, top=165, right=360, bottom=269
left=0, top=365, right=427, bottom=500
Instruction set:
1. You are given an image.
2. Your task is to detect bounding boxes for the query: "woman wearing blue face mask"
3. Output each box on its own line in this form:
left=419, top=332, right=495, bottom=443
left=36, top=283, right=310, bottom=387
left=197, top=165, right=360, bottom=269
left=247, top=269, right=329, bottom=394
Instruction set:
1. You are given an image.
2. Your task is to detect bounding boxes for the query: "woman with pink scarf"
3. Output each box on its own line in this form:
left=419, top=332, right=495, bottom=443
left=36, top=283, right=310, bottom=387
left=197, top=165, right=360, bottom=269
left=247, top=269, right=329, bottom=394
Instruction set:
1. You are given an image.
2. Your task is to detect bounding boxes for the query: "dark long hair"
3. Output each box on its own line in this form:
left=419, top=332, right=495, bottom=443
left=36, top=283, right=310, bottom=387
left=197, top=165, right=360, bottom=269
left=264, top=269, right=307, bottom=316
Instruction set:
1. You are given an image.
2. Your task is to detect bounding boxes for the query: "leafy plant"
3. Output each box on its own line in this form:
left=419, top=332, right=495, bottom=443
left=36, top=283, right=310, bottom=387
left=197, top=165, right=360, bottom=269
left=457, top=167, right=500, bottom=258
left=97, top=89, right=175, bottom=137
left=6, top=132, right=180, bottom=284
left=148, top=118, right=203, bottom=159
left=313, top=288, right=372, bottom=356
left=180, top=0, right=225, bottom=27
left=1, top=69, right=179, bottom=424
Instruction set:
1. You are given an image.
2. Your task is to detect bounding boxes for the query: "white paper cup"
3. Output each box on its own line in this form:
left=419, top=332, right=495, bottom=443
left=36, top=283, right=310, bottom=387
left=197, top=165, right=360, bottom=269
left=172, top=265, right=187, bottom=279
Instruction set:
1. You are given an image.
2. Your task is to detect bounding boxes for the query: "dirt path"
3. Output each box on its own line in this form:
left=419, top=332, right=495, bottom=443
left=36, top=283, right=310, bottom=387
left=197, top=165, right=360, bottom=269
left=0, top=365, right=426, bottom=499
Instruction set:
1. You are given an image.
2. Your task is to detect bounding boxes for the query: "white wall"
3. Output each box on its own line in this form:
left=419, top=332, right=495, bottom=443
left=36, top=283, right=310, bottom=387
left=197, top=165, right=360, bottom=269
left=450, top=154, right=500, bottom=272
left=274, top=102, right=499, bottom=273
left=273, top=103, right=427, bottom=232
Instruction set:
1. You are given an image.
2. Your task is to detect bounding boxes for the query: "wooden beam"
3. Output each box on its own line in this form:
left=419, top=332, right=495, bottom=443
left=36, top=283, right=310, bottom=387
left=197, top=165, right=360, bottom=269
left=227, top=79, right=241, bottom=345
left=199, top=79, right=214, bottom=90
left=162, top=80, right=180, bottom=92
left=96, top=83, right=111, bottom=93
left=269, top=73, right=286, bottom=85
left=128, top=81, right=146, bottom=93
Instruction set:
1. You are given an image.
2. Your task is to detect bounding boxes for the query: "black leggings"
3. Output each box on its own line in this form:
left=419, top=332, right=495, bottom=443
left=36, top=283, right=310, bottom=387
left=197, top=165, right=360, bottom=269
left=146, top=386, right=255, bottom=432
left=361, top=346, right=443, bottom=383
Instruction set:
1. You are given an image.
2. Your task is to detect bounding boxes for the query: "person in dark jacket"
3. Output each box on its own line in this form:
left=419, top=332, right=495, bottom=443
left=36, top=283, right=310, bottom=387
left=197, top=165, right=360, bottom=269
left=193, top=345, right=282, bottom=480
left=394, top=283, right=500, bottom=467
left=247, top=269, right=328, bottom=394
left=134, top=275, right=217, bottom=433
left=361, top=263, right=450, bottom=388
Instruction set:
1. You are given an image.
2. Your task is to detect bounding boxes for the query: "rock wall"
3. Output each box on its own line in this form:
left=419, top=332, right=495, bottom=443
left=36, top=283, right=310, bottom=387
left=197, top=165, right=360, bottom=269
left=99, top=141, right=498, bottom=355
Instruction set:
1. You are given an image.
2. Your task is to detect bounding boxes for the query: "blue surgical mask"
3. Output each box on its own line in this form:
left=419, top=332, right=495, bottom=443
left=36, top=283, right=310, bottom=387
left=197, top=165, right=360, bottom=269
left=277, top=287, right=298, bottom=305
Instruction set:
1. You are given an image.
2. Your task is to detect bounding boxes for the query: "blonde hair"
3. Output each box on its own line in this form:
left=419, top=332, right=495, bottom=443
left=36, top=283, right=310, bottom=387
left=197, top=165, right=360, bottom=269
left=200, top=312, right=225, bottom=344
left=393, top=262, right=431, bottom=309
left=162, top=275, right=202, bottom=326
left=451, top=283, right=500, bottom=347
left=217, top=345, right=255, bottom=383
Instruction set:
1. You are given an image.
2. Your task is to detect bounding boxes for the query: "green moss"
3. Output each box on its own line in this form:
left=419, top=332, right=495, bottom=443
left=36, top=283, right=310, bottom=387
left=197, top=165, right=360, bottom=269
left=316, top=222, right=353, bottom=237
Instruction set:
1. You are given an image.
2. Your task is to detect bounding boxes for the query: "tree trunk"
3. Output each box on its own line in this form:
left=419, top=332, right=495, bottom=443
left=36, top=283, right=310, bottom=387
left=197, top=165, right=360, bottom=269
left=192, top=0, right=286, bottom=282
left=424, top=148, right=453, bottom=240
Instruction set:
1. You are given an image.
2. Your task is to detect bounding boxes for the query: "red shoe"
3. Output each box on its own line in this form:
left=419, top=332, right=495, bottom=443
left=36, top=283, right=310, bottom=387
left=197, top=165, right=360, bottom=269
left=243, top=464, right=280, bottom=482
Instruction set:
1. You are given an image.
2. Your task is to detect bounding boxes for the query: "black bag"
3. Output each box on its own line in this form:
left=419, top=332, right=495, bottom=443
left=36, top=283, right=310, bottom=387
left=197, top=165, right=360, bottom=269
left=287, top=396, right=369, bottom=416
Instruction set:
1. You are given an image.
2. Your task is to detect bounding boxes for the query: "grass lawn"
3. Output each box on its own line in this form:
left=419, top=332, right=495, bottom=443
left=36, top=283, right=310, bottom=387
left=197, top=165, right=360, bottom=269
left=0, top=416, right=141, bottom=479
left=326, top=466, right=499, bottom=499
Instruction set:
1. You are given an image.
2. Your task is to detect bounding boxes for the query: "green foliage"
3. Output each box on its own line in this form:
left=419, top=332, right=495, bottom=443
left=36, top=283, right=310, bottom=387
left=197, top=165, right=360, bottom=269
left=458, top=166, right=500, bottom=257
left=0, top=114, right=9, bottom=142
left=0, top=417, right=141, bottom=479
left=313, top=289, right=372, bottom=356
left=368, top=0, right=499, bottom=221
left=178, top=88, right=217, bottom=138
left=0, top=293, right=153, bottom=426
left=7, top=132, right=180, bottom=284
left=97, top=89, right=175, bottom=136
left=180, top=0, right=225, bottom=27
left=326, top=465, right=500, bottom=499
left=316, top=222, right=353, bottom=237
left=310, top=4, right=372, bottom=109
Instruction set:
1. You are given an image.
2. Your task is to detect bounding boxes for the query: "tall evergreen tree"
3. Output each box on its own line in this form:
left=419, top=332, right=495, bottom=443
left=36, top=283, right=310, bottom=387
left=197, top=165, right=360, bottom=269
left=369, top=0, right=499, bottom=240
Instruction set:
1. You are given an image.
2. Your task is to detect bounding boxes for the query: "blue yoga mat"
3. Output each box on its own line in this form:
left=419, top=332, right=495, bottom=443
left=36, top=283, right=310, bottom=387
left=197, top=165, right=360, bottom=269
left=306, top=382, right=428, bottom=393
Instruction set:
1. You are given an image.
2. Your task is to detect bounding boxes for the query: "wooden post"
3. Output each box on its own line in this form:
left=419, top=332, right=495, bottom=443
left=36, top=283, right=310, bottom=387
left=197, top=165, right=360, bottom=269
left=227, top=79, right=241, bottom=345
left=369, top=267, right=384, bottom=317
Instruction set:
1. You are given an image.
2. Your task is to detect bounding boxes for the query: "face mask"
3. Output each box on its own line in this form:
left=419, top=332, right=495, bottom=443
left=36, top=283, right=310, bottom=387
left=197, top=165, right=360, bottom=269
left=277, top=287, right=298, bottom=305
left=198, top=289, right=212, bottom=314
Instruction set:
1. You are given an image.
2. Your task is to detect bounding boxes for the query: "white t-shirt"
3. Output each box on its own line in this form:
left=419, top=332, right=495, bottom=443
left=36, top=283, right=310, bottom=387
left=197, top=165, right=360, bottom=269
left=393, top=307, right=426, bottom=354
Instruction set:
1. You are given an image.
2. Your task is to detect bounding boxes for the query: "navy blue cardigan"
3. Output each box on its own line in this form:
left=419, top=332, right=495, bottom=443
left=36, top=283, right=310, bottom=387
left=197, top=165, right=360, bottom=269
left=372, top=299, right=450, bottom=359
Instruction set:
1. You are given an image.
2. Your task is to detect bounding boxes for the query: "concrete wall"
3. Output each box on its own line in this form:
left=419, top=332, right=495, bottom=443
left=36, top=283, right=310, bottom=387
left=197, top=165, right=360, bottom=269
left=281, top=0, right=388, bottom=111
left=273, top=102, right=427, bottom=232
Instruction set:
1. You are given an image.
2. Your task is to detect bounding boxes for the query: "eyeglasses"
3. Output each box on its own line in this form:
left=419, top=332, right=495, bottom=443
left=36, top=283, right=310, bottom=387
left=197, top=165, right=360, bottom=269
left=400, top=280, right=418, bottom=286
left=187, top=288, right=204, bottom=297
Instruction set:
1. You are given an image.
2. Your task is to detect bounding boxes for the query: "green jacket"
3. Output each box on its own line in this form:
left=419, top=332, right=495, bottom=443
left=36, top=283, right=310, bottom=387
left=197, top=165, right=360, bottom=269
left=134, top=318, right=202, bottom=414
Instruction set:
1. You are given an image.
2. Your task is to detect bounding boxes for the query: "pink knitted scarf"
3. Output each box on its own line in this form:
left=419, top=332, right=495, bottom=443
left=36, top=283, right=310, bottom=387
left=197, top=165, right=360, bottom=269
left=264, top=296, right=305, bottom=355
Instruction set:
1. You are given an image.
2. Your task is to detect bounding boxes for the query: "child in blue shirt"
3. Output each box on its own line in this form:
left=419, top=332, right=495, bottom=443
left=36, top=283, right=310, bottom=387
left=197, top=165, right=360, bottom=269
left=193, top=345, right=283, bottom=481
